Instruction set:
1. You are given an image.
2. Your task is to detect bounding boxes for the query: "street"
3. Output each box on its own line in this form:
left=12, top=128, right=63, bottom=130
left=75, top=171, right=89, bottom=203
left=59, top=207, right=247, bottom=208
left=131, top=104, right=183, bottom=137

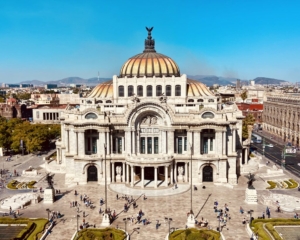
left=251, top=132, right=300, bottom=177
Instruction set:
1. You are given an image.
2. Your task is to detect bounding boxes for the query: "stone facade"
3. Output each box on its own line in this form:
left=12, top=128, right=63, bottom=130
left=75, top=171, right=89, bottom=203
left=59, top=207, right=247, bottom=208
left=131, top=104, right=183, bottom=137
left=263, top=94, right=300, bottom=147
left=55, top=30, right=245, bottom=188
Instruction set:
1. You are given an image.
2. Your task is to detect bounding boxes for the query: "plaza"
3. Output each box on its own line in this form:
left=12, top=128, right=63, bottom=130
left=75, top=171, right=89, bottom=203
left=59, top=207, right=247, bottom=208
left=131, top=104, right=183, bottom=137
left=0, top=152, right=299, bottom=239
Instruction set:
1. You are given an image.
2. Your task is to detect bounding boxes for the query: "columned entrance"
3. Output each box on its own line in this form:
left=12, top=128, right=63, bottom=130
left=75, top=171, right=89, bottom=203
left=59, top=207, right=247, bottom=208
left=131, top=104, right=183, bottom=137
left=145, top=167, right=154, bottom=180
left=202, top=166, right=213, bottom=182
left=87, top=165, right=98, bottom=181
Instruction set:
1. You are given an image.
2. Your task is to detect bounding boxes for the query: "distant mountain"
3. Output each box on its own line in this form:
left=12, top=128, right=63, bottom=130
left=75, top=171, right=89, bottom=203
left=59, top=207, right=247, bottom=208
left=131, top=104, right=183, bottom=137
left=19, top=77, right=111, bottom=86
left=16, top=75, right=288, bottom=87
left=253, top=77, right=286, bottom=85
left=187, top=75, right=236, bottom=86
left=188, top=75, right=288, bottom=86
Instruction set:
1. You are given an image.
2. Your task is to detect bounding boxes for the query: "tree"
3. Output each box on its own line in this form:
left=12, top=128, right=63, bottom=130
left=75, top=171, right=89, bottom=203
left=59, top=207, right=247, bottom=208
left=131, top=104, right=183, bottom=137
left=240, top=91, right=247, bottom=102
left=242, top=113, right=255, bottom=139
left=0, top=120, right=62, bottom=154
left=17, top=93, right=31, bottom=100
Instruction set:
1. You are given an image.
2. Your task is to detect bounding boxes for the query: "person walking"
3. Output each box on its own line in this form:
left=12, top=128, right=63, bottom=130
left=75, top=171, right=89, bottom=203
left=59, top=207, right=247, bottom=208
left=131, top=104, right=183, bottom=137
left=266, top=207, right=271, bottom=218
left=156, top=220, right=159, bottom=230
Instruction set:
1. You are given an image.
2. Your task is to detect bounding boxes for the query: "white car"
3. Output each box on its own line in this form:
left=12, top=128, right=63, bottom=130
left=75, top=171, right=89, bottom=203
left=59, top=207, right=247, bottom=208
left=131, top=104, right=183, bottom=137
left=267, top=144, right=274, bottom=147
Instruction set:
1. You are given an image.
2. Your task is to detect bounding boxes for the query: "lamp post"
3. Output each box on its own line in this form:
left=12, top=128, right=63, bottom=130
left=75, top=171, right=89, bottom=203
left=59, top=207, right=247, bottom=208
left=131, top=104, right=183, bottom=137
left=218, top=210, right=223, bottom=232
left=190, top=144, right=193, bottom=214
left=104, top=143, right=107, bottom=213
left=20, top=139, right=24, bottom=156
left=46, top=208, right=50, bottom=220
left=123, top=217, right=130, bottom=233
left=248, top=210, right=254, bottom=224
left=262, top=137, right=265, bottom=161
left=76, top=213, right=80, bottom=237
left=166, top=217, right=172, bottom=239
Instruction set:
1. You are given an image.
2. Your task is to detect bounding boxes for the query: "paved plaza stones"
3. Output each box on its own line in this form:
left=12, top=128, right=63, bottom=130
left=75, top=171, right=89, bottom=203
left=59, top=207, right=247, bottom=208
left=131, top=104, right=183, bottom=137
left=1, top=154, right=300, bottom=239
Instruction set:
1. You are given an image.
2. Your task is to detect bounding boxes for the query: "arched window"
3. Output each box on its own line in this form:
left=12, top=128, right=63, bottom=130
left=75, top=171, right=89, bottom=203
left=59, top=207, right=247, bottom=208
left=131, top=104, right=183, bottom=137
left=166, top=85, right=171, bottom=96
left=106, top=100, right=112, bottom=103
left=197, top=99, right=204, bottom=102
left=202, top=112, right=214, bottom=119
left=156, top=85, right=162, bottom=96
left=137, top=85, right=143, bottom=97
left=208, top=99, right=214, bottom=102
left=128, top=85, right=134, bottom=97
left=147, top=85, right=153, bottom=97
left=175, top=85, right=181, bottom=96
left=85, top=113, right=98, bottom=119
left=188, top=99, right=194, bottom=102
left=118, top=85, right=124, bottom=97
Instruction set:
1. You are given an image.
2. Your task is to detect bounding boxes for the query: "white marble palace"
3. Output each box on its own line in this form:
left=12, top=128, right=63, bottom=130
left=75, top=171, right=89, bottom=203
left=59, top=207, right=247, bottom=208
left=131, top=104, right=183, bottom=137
left=56, top=28, right=245, bottom=187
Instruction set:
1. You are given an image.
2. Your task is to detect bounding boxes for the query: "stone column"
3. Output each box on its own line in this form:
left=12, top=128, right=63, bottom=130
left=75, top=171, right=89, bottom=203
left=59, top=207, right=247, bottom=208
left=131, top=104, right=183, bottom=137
left=168, top=130, right=174, bottom=154
left=131, top=165, right=134, bottom=187
left=136, top=130, right=140, bottom=154
left=245, top=148, right=248, bottom=164
left=170, top=164, right=173, bottom=185
left=69, top=129, right=76, bottom=154
left=110, top=132, right=113, bottom=154
left=232, top=128, right=236, bottom=152
left=187, top=131, right=193, bottom=154
left=185, top=162, right=188, bottom=182
left=161, top=130, right=166, bottom=154
left=165, top=165, right=168, bottom=187
left=122, top=162, right=125, bottom=182
left=111, top=162, right=115, bottom=183
left=174, top=162, right=177, bottom=183
left=154, top=167, right=158, bottom=188
left=78, top=130, right=85, bottom=156
left=75, top=132, right=78, bottom=155
left=126, top=164, right=129, bottom=184
left=222, top=131, right=226, bottom=155
left=132, top=131, right=136, bottom=154
left=98, top=131, right=105, bottom=156
left=56, top=149, right=60, bottom=164
left=194, top=131, right=200, bottom=155
left=141, top=166, right=144, bottom=188
left=124, top=131, right=129, bottom=154
left=106, top=131, right=110, bottom=155
left=66, top=129, right=69, bottom=152
left=122, top=135, right=125, bottom=153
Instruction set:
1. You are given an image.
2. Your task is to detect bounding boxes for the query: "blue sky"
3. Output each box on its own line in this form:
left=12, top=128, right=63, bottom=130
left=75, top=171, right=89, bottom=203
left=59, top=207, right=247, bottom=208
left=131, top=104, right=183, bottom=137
left=1, top=0, right=300, bottom=83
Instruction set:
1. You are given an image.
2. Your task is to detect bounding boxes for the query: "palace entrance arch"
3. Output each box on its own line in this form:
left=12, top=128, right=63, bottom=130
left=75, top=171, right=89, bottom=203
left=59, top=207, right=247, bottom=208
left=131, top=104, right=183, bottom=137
left=87, top=165, right=98, bottom=181
left=203, top=166, right=213, bottom=182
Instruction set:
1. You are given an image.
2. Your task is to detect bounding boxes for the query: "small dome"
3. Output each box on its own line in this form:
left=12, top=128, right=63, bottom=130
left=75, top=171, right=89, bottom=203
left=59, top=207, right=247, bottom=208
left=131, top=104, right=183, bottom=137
left=87, top=80, right=113, bottom=98
left=187, top=79, right=214, bottom=97
left=119, top=27, right=180, bottom=78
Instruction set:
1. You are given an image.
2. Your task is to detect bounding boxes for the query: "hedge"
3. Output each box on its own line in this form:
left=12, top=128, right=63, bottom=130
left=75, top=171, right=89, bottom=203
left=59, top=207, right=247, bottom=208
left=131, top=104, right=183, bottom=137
left=251, top=218, right=300, bottom=240
left=169, top=228, right=220, bottom=240
left=0, top=217, right=48, bottom=240
left=75, top=228, right=126, bottom=240
left=266, top=181, right=276, bottom=189
left=6, top=180, right=36, bottom=190
left=287, top=179, right=298, bottom=189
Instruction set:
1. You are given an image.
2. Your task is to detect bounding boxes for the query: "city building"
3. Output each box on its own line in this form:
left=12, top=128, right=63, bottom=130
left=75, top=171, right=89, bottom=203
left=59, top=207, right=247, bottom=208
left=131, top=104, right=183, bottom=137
left=237, top=101, right=263, bottom=127
left=55, top=29, right=245, bottom=187
left=263, top=94, right=300, bottom=147
left=44, top=84, right=58, bottom=90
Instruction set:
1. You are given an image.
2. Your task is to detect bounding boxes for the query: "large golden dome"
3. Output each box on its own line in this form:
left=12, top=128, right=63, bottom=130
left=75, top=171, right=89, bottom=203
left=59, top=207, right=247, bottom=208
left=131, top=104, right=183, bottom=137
left=119, top=27, right=180, bottom=78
